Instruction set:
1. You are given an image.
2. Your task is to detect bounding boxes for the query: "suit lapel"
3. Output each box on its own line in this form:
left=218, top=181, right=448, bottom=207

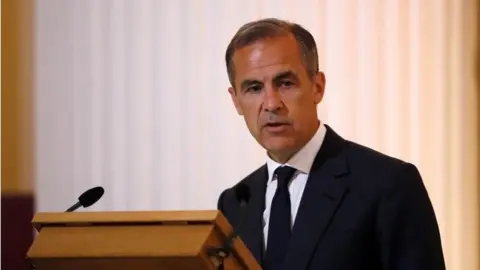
left=240, top=165, right=268, bottom=264
left=284, top=125, right=350, bottom=270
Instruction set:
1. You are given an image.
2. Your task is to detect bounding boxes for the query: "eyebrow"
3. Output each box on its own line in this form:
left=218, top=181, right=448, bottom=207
left=238, top=70, right=300, bottom=91
left=273, top=70, right=299, bottom=82
left=240, top=79, right=262, bottom=91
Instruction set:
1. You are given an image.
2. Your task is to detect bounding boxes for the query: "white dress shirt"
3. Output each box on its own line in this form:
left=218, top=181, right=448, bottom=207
left=263, top=122, right=327, bottom=249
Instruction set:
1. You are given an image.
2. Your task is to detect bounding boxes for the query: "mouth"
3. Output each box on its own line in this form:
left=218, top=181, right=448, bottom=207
left=263, top=122, right=291, bottom=133
left=265, top=123, right=287, bottom=127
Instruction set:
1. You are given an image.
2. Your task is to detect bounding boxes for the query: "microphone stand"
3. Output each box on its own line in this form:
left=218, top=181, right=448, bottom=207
left=206, top=231, right=239, bottom=270
left=207, top=199, right=248, bottom=270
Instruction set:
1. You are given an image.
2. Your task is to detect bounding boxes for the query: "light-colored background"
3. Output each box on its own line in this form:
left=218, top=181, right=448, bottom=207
left=3, top=1, right=479, bottom=269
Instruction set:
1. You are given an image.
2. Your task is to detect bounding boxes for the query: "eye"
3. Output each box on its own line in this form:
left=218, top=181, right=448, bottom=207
left=246, top=85, right=262, bottom=93
left=279, top=80, right=295, bottom=88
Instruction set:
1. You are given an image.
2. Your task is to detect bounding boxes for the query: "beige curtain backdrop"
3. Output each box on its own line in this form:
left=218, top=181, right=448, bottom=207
left=33, top=1, right=478, bottom=269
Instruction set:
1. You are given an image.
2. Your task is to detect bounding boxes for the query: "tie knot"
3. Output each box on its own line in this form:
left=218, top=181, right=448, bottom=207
left=274, top=166, right=296, bottom=189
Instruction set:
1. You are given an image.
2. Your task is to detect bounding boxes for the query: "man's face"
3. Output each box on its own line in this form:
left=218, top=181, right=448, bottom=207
left=228, top=34, right=325, bottom=162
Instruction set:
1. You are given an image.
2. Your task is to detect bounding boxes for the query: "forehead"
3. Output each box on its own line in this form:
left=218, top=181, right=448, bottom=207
left=232, top=35, right=305, bottom=83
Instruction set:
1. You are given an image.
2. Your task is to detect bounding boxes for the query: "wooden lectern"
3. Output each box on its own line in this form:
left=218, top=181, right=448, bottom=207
left=26, top=210, right=261, bottom=270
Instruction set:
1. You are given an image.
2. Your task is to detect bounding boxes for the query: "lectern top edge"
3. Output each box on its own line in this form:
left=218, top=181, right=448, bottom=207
left=31, top=210, right=222, bottom=231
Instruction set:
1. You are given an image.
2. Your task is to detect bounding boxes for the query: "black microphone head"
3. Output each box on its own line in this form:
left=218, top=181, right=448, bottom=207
left=78, top=186, right=104, bottom=208
left=235, top=183, right=251, bottom=204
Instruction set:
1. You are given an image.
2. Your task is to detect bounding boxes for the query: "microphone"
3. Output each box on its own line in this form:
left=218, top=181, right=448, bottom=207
left=208, top=183, right=251, bottom=268
left=65, top=186, right=105, bottom=212
left=231, top=183, right=251, bottom=238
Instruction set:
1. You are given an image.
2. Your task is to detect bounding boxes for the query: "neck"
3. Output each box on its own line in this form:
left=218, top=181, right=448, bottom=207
left=267, top=150, right=296, bottom=164
left=267, top=120, right=321, bottom=164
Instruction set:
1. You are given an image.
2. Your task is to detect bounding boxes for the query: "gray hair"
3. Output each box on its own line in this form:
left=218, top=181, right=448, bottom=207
left=225, top=18, right=319, bottom=87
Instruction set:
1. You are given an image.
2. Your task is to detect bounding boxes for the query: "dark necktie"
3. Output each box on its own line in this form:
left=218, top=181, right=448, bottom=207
left=263, top=165, right=297, bottom=270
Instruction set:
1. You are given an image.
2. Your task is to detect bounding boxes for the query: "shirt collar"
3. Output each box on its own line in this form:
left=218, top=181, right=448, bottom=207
left=266, top=122, right=327, bottom=182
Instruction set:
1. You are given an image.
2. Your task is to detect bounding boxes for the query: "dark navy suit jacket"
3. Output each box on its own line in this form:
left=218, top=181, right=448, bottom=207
left=217, top=125, right=445, bottom=270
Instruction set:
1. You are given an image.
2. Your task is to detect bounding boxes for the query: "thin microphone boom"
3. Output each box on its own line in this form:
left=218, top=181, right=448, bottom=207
left=208, top=183, right=251, bottom=269
left=66, top=201, right=82, bottom=212
left=219, top=184, right=250, bottom=256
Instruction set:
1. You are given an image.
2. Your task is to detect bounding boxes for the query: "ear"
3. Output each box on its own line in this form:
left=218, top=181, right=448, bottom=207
left=313, top=71, right=326, bottom=104
left=228, top=87, right=244, bottom=115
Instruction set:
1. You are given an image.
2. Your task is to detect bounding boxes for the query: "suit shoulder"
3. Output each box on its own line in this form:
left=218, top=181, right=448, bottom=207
left=218, top=164, right=266, bottom=202
left=345, top=140, right=410, bottom=171
left=343, top=140, right=424, bottom=186
left=237, top=164, right=267, bottom=186
left=231, top=164, right=266, bottom=194
left=218, top=164, right=266, bottom=222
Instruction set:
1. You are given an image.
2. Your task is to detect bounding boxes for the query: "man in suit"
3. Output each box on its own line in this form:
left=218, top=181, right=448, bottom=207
left=217, top=18, right=446, bottom=270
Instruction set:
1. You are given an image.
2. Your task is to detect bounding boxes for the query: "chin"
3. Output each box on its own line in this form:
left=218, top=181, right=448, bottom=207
left=262, top=138, right=296, bottom=155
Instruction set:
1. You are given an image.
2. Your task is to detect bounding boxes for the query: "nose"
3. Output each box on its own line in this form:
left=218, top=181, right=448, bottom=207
left=263, top=85, right=283, bottom=112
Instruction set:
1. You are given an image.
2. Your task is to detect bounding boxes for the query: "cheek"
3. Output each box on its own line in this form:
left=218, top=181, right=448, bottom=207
left=239, top=100, right=261, bottom=129
left=286, top=94, right=317, bottom=121
left=246, top=109, right=261, bottom=130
